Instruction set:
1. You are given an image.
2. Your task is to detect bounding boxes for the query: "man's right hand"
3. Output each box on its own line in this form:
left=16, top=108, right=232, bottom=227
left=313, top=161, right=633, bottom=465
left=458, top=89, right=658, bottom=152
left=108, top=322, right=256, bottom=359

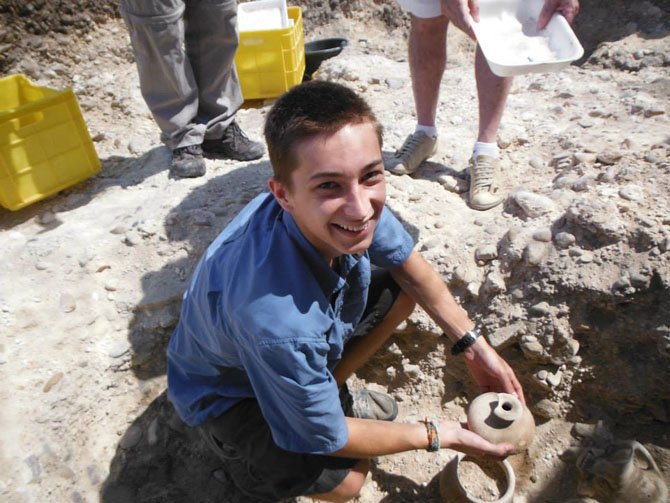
left=439, top=420, right=514, bottom=458
left=440, top=0, right=480, bottom=40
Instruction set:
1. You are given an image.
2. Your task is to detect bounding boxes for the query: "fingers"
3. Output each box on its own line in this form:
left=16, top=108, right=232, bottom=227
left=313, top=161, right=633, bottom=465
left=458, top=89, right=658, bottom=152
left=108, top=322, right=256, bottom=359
left=506, top=364, right=526, bottom=405
left=441, top=0, right=477, bottom=40
left=468, top=0, right=480, bottom=22
left=445, top=423, right=514, bottom=458
left=537, top=0, right=579, bottom=29
left=537, top=0, right=557, bottom=30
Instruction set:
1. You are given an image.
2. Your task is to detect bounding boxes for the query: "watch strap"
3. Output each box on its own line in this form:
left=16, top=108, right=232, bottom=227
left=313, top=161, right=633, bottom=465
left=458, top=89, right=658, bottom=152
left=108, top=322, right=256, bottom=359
left=450, top=327, right=481, bottom=355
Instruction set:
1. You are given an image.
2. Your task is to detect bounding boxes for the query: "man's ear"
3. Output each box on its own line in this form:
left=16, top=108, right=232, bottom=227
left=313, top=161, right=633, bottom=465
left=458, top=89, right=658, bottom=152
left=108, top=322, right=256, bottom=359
left=268, top=177, right=293, bottom=212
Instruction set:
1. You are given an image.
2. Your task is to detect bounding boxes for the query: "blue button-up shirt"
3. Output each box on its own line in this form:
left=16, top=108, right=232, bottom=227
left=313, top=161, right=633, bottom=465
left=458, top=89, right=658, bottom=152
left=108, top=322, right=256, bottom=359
left=167, top=193, right=414, bottom=454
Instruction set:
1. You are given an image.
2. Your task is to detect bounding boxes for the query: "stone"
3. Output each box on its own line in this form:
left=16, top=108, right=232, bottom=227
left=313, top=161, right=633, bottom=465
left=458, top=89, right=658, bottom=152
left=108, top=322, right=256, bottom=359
left=532, top=228, right=552, bottom=242
left=521, top=341, right=545, bottom=360
left=108, top=340, right=130, bottom=358
left=512, top=190, right=556, bottom=218
left=124, top=233, right=142, bottom=247
left=619, top=184, right=644, bottom=201
left=524, top=242, right=547, bottom=265
left=565, top=198, right=626, bottom=244
left=573, top=152, right=597, bottom=164
left=147, top=418, right=159, bottom=446
left=572, top=173, right=598, bottom=192
left=532, top=399, right=561, bottom=419
left=529, top=157, right=545, bottom=170
left=37, top=211, right=57, bottom=225
left=483, top=271, right=506, bottom=295
left=554, top=232, right=576, bottom=249
left=529, top=302, right=551, bottom=316
left=577, top=252, right=594, bottom=264
left=629, top=272, right=649, bottom=288
left=59, top=293, right=77, bottom=313
left=402, top=363, right=422, bottom=379
left=537, top=370, right=548, bottom=380
left=119, top=425, right=143, bottom=449
left=596, top=149, right=622, bottom=165
left=43, top=372, right=64, bottom=392
left=475, top=245, right=498, bottom=262
left=546, top=371, right=563, bottom=387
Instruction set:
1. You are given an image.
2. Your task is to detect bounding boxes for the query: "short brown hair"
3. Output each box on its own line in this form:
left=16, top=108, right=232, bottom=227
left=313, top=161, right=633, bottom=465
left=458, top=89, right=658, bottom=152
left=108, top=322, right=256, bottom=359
left=264, top=80, right=383, bottom=187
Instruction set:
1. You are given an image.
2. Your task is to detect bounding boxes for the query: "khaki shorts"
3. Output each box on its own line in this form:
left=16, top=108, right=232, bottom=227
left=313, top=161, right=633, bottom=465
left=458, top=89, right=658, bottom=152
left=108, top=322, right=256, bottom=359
left=397, top=0, right=442, bottom=18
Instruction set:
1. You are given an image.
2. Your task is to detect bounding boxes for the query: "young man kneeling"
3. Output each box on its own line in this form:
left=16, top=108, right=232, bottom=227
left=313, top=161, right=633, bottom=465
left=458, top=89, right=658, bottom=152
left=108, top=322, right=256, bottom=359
left=167, top=81, right=525, bottom=502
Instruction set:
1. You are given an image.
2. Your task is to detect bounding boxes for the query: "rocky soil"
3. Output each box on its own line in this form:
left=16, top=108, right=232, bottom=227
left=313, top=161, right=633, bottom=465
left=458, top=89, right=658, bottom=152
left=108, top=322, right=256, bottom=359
left=0, top=1, right=669, bottom=502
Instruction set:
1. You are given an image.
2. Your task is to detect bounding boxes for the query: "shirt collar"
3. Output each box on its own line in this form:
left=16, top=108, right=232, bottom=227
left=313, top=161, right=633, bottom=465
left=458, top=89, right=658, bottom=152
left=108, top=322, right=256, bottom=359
left=282, top=211, right=364, bottom=295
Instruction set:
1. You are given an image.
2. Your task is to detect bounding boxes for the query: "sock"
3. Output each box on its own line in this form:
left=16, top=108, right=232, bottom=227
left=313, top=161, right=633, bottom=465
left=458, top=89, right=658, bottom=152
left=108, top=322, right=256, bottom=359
left=472, top=141, right=498, bottom=160
left=415, top=124, right=438, bottom=139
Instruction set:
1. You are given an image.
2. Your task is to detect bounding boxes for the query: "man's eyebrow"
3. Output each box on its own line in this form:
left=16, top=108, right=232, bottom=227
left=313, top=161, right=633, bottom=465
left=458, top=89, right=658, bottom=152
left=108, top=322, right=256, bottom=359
left=307, top=159, right=384, bottom=182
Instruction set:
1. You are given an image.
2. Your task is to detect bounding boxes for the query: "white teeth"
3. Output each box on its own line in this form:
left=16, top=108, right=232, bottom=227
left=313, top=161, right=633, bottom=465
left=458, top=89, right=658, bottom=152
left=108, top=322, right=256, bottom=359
left=338, top=222, right=368, bottom=232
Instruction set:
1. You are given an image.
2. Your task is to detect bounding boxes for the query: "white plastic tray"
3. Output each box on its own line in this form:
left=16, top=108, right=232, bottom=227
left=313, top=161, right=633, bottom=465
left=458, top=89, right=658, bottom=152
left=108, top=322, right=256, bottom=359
left=238, top=0, right=289, bottom=32
left=472, top=0, right=583, bottom=77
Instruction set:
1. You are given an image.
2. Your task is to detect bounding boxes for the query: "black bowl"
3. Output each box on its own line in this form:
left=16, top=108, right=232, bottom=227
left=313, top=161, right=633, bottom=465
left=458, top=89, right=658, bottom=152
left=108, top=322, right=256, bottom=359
left=303, top=38, right=349, bottom=79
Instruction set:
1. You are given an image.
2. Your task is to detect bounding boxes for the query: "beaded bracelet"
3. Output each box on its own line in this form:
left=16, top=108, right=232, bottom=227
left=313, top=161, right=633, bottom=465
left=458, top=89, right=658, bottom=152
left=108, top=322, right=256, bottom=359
left=421, top=418, right=440, bottom=452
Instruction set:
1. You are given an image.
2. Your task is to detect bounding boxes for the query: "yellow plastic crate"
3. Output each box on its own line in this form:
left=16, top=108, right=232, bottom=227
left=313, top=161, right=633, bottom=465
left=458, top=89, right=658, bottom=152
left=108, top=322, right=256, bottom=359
left=235, top=6, right=305, bottom=100
left=0, top=74, right=101, bottom=211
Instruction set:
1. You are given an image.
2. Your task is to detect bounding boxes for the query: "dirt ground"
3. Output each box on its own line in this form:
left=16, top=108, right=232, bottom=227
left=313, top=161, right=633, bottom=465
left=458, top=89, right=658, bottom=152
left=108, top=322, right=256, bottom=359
left=0, top=1, right=669, bottom=502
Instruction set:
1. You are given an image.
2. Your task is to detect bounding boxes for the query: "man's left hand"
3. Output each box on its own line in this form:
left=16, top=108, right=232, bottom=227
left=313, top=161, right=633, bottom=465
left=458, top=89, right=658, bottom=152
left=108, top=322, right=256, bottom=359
left=463, top=337, right=526, bottom=404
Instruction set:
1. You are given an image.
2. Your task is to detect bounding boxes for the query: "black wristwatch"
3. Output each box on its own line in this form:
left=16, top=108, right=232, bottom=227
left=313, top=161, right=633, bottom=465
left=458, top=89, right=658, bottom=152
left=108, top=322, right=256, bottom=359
left=449, top=328, right=482, bottom=355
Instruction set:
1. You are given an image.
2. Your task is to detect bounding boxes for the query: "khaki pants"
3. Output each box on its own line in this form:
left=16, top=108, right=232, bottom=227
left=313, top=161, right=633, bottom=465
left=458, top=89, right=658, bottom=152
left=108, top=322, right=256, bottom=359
left=120, top=0, right=243, bottom=149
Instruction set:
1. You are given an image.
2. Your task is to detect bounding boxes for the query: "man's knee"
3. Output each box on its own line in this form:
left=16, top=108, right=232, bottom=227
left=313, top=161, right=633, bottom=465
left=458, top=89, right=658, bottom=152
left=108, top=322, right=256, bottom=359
left=411, top=14, right=449, bottom=37
left=323, top=459, right=370, bottom=502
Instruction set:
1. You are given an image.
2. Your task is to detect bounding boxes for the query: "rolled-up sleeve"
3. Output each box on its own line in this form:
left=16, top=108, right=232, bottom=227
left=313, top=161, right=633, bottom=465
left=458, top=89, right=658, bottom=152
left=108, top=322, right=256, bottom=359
left=238, top=333, right=349, bottom=454
left=369, top=206, right=414, bottom=267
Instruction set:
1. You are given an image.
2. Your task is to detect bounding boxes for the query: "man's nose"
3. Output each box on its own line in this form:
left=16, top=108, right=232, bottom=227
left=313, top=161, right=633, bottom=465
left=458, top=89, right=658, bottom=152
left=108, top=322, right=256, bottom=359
left=343, top=185, right=371, bottom=218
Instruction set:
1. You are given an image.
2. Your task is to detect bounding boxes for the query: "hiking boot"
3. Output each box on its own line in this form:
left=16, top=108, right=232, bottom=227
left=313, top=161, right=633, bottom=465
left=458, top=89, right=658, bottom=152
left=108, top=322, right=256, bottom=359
left=202, top=121, right=265, bottom=161
left=171, top=144, right=206, bottom=178
left=385, top=131, right=438, bottom=175
left=468, top=154, right=504, bottom=210
left=340, top=384, right=398, bottom=421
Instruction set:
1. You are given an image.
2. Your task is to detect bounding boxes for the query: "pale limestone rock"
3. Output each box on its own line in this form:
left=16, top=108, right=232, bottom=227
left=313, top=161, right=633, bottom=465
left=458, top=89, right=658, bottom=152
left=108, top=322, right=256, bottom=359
left=512, top=190, right=557, bottom=218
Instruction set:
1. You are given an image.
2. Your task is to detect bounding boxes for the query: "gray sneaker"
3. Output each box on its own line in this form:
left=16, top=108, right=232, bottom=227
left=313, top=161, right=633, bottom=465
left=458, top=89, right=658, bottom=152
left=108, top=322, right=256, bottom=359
left=468, top=154, right=504, bottom=210
left=340, top=384, right=398, bottom=421
left=385, top=131, right=438, bottom=175
left=171, top=144, right=206, bottom=178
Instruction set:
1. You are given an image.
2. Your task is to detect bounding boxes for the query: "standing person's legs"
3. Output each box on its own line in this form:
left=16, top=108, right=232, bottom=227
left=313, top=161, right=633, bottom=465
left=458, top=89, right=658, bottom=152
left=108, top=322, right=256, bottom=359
left=120, top=0, right=204, bottom=149
left=474, top=45, right=512, bottom=144
left=186, top=0, right=264, bottom=161
left=385, top=4, right=446, bottom=175
left=184, top=0, right=241, bottom=137
left=468, top=45, right=513, bottom=210
left=121, top=0, right=208, bottom=177
left=409, top=15, right=448, bottom=129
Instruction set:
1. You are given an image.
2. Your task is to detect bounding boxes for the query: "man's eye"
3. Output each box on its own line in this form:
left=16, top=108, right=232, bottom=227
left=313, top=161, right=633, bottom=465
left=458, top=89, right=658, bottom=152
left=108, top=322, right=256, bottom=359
left=363, top=170, right=382, bottom=182
left=318, top=182, right=338, bottom=190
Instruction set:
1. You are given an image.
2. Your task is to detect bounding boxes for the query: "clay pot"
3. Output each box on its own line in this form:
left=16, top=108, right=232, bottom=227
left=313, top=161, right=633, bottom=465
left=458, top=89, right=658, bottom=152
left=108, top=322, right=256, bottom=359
left=467, top=392, right=535, bottom=453
left=439, top=453, right=515, bottom=503
left=576, top=440, right=669, bottom=503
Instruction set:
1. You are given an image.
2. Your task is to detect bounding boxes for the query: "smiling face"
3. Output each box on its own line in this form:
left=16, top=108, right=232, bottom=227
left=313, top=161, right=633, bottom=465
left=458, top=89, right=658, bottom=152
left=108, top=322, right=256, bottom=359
left=268, top=121, right=386, bottom=264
